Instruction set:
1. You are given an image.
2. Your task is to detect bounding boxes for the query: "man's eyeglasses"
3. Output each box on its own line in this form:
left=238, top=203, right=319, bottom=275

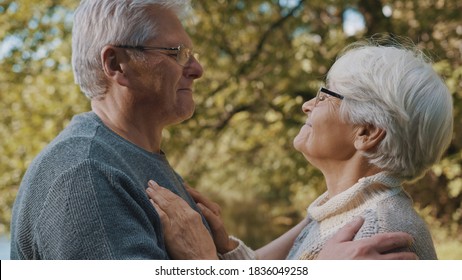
left=315, top=87, right=344, bottom=107
left=115, top=44, right=195, bottom=66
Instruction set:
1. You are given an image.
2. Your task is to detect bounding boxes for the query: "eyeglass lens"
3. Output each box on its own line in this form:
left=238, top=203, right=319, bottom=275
left=178, top=46, right=194, bottom=66
left=314, top=89, right=324, bottom=107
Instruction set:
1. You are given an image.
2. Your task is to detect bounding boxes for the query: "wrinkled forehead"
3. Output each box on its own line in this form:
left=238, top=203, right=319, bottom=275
left=145, top=5, right=192, bottom=45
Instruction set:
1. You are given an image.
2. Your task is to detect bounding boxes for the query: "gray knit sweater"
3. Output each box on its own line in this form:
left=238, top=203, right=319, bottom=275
left=10, top=112, right=202, bottom=259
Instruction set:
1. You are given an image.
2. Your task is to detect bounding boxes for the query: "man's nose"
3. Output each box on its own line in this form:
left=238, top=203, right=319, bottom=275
left=183, top=56, right=203, bottom=79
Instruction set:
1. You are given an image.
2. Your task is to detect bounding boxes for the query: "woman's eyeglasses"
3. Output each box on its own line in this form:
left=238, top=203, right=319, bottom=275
left=314, top=87, right=344, bottom=107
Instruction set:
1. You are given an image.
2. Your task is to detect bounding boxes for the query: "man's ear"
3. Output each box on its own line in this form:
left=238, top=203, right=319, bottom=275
left=354, top=124, right=386, bottom=151
left=101, top=46, right=130, bottom=87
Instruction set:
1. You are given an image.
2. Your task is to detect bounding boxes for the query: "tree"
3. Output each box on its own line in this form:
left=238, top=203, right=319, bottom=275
left=0, top=0, right=88, bottom=233
left=1, top=0, right=461, bottom=258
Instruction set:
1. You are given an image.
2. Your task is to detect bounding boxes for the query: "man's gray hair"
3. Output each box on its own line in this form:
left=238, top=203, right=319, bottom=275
left=72, top=0, right=191, bottom=99
left=327, top=39, right=453, bottom=181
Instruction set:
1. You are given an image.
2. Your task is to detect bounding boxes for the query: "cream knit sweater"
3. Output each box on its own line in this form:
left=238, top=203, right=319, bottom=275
left=222, top=172, right=437, bottom=260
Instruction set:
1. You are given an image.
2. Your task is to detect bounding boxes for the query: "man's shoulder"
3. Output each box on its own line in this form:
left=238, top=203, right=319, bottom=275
left=39, top=112, right=120, bottom=161
left=22, top=112, right=124, bottom=185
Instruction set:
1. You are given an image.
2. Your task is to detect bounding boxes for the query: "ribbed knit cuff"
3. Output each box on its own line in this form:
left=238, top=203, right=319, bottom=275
left=218, top=236, right=257, bottom=260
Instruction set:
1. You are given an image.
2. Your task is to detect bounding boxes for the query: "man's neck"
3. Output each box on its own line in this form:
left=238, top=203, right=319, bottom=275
left=91, top=97, right=163, bottom=153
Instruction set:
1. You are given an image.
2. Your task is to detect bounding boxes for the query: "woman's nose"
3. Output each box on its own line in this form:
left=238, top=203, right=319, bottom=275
left=302, top=99, right=315, bottom=113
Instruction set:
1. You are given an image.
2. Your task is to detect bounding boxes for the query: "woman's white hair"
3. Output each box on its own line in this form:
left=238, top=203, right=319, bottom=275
left=327, top=38, right=453, bottom=181
left=72, top=0, right=191, bottom=99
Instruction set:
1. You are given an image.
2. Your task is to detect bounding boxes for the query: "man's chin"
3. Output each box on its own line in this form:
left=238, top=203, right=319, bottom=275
left=169, top=108, right=195, bottom=126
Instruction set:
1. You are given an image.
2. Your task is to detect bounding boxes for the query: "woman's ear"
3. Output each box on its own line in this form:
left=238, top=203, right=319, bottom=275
left=354, top=124, right=386, bottom=151
left=101, top=46, right=130, bottom=87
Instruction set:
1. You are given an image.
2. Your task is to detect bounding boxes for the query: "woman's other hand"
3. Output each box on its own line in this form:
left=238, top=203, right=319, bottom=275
left=185, top=184, right=239, bottom=254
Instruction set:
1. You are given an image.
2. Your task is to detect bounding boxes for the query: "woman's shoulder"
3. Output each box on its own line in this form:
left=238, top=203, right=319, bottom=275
left=356, top=190, right=429, bottom=238
left=374, top=191, right=437, bottom=259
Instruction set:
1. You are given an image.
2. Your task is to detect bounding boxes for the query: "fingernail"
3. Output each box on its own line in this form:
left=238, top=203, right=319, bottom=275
left=146, top=187, right=153, bottom=193
left=148, top=180, right=157, bottom=187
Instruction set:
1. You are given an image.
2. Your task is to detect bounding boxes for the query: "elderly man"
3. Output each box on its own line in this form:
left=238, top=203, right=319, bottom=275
left=10, top=0, right=416, bottom=260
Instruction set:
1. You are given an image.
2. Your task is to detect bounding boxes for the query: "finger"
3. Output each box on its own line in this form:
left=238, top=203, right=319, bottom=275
left=186, top=185, right=207, bottom=204
left=146, top=184, right=156, bottom=200
left=369, top=232, right=414, bottom=253
left=146, top=182, right=171, bottom=205
left=148, top=180, right=184, bottom=207
left=204, top=201, right=221, bottom=217
left=150, top=199, right=170, bottom=227
left=379, top=251, right=418, bottom=260
left=147, top=181, right=194, bottom=223
left=198, top=203, right=223, bottom=231
left=150, top=199, right=163, bottom=216
left=330, top=216, right=365, bottom=243
left=147, top=180, right=166, bottom=198
left=186, top=186, right=221, bottom=216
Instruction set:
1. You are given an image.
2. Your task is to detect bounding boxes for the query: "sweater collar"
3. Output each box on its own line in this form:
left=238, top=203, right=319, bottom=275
left=308, top=172, right=402, bottom=221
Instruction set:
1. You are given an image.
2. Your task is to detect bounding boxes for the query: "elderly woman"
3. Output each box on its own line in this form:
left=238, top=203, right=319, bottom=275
left=148, top=39, right=453, bottom=260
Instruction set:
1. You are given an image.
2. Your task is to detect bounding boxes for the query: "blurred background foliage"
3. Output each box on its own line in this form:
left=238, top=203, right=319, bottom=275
left=0, top=0, right=461, bottom=259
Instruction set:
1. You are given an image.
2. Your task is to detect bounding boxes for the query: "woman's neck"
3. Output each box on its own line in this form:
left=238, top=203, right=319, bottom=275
left=320, top=157, right=384, bottom=198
